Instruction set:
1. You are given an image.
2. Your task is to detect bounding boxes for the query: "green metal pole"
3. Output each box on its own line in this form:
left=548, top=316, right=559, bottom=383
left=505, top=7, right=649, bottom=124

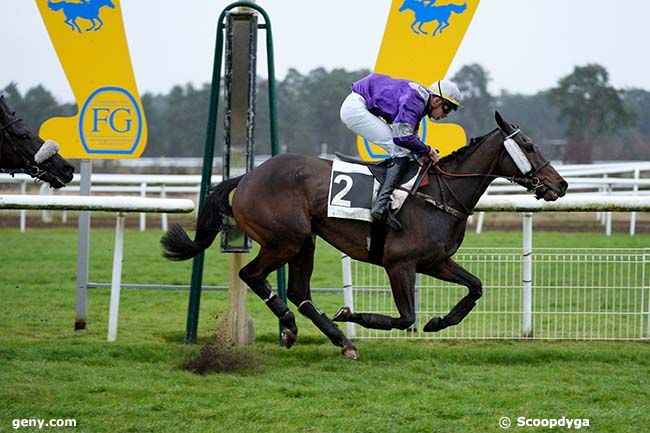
left=185, top=8, right=227, bottom=344
left=185, top=1, right=286, bottom=344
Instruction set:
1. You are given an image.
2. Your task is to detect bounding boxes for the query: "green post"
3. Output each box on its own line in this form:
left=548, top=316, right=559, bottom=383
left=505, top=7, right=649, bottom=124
left=185, top=1, right=286, bottom=344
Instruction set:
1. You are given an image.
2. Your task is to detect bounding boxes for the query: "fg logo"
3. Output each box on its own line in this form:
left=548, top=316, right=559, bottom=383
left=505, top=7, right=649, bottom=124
left=80, top=87, right=143, bottom=155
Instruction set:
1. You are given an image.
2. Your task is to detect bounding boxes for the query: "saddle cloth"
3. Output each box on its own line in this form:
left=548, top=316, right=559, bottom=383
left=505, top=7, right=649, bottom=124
left=327, top=160, right=418, bottom=222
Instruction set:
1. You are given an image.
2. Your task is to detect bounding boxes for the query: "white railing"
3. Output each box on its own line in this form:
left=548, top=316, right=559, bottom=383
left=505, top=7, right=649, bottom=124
left=2, top=161, right=649, bottom=232
left=0, top=194, right=195, bottom=342
left=0, top=173, right=220, bottom=232
left=343, top=195, right=650, bottom=341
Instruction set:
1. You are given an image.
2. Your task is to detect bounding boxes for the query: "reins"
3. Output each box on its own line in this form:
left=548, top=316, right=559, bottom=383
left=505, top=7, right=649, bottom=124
left=403, top=128, right=553, bottom=219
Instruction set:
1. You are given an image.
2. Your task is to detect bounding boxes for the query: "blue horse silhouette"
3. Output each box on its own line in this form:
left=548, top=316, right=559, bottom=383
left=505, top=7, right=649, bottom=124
left=399, top=0, right=467, bottom=37
left=48, top=0, right=115, bottom=33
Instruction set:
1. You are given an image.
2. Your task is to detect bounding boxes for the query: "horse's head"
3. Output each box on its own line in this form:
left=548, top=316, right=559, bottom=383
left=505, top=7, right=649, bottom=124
left=399, top=0, right=415, bottom=13
left=96, top=0, right=115, bottom=8
left=0, top=96, right=74, bottom=189
left=494, top=111, right=567, bottom=201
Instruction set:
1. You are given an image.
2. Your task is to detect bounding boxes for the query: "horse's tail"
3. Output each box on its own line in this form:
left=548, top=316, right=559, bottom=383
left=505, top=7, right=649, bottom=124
left=48, top=1, right=65, bottom=11
left=161, top=175, right=243, bottom=261
left=450, top=2, right=467, bottom=14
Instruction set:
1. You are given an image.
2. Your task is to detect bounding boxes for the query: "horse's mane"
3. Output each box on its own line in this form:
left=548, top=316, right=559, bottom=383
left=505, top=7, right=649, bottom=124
left=438, top=128, right=499, bottom=164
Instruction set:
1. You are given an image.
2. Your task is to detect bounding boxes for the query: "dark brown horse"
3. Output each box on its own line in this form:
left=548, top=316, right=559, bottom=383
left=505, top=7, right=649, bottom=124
left=0, top=96, right=74, bottom=188
left=162, top=112, right=567, bottom=359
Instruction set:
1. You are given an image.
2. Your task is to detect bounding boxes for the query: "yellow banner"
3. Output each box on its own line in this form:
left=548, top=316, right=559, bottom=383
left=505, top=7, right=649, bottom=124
left=357, top=0, right=480, bottom=160
left=36, top=0, right=147, bottom=159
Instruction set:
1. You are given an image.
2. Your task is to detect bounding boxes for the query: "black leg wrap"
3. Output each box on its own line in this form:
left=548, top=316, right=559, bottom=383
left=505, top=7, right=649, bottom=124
left=266, top=295, right=290, bottom=318
left=299, top=301, right=347, bottom=347
left=266, top=295, right=297, bottom=333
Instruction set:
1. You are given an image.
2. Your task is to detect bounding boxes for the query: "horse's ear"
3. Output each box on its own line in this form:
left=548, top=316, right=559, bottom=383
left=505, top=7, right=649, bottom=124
left=495, top=111, right=513, bottom=134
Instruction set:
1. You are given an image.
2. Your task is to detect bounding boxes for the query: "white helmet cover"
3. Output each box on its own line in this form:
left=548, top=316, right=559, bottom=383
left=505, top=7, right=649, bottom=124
left=428, top=79, right=462, bottom=107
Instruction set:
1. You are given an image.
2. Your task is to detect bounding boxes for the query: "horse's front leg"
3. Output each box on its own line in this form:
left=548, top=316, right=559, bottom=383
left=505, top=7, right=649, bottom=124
left=65, top=18, right=79, bottom=32
left=333, top=262, right=416, bottom=331
left=420, top=258, right=482, bottom=332
left=417, top=22, right=429, bottom=35
left=410, top=20, right=421, bottom=34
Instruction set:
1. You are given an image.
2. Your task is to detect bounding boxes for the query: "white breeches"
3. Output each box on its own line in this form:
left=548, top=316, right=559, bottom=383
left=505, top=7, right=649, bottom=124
left=339, top=92, right=410, bottom=158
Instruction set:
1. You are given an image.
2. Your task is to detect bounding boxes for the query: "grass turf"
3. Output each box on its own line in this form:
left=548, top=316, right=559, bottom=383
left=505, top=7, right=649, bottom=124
left=1, top=226, right=649, bottom=432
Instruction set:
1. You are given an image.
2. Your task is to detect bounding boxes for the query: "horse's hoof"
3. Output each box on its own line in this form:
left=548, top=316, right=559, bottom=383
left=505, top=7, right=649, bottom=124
left=281, top=328, right=297, bottom=349
left=423, top=317, right=444, bottom=332
left=332, top=307, right=351, bottom=322
left=341, top=346, right=360, bottom=361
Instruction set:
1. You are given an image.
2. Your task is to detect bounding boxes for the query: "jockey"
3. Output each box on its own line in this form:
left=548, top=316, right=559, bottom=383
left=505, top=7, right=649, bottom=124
left=339, top=72, right=462, bottom=230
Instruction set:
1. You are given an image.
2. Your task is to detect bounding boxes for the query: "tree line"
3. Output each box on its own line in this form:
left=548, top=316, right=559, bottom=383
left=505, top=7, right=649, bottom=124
left=3, top=63, right=649, bottom=162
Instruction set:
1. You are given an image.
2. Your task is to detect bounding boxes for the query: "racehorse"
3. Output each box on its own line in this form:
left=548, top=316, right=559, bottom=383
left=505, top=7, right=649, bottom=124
left=399, top=0, right=467, bottom=37
left=161, top=112, right=567, bottom=360
left=0, top=96, right=74, bottom=189
left=48, top=0, right=115, bottom=33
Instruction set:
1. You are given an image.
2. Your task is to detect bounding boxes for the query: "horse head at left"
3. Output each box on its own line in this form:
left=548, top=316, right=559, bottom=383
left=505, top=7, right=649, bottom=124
left=0, top=96, right=74, bottom=189
left=494, top=111, right=568, bottom=201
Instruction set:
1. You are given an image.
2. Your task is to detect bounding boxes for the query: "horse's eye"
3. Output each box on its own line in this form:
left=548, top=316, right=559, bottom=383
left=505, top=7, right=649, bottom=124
left=523, top=142, right=535, bottom=152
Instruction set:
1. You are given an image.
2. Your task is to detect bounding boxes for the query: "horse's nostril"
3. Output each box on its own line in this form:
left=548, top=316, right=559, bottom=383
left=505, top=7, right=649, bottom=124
left=560, top=180, right=568, bottom=193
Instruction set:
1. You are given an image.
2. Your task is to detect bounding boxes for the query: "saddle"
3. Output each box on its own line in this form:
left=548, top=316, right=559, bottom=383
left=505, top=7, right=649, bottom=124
left=334, top=152, right=423, bottom=188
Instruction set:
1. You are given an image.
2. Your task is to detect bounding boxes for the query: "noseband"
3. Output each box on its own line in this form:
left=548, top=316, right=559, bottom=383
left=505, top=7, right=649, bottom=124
left=0, top=116, right=51, bottom=182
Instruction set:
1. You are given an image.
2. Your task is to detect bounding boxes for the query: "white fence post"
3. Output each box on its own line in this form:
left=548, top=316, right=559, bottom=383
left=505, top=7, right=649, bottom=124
left=107, top=212, right=126, bottom=342
left=522, top=212, right=533, bottom=338
left=630, top=168, right=639, bottom=236
left=40, top=183, right=53, bottom=223
left=645, top=249, right=649, bottom=339
left=19, top=181, right=26, bottom=232
left=341, top=253, right=356, bottom=338
left=139, top=182, right=146, bottom=232
left=160, top=184, right=168, bottom=232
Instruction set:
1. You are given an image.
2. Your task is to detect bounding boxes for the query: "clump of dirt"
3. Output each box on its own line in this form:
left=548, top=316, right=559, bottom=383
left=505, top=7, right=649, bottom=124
left=182, top=341, right=257, bottom=375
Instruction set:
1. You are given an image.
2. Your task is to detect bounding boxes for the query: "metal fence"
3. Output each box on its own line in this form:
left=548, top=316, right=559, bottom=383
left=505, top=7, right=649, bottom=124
left=347, top=248, right=650, bottom=340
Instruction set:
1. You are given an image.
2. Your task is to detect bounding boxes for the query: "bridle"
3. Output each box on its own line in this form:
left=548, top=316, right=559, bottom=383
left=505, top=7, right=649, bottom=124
left=432, top=128, right=551, bottom=195
left=406, top=128, right=552, bottom=219
left=0, top=116, right=53, bottom=183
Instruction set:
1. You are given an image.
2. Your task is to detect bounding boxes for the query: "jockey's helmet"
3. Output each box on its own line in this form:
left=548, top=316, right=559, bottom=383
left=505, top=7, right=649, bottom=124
left=428, top=79, right=462, bottom=109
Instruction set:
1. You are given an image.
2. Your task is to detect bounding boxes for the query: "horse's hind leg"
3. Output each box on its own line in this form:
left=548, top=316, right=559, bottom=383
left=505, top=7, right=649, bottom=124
left=420, top=258, right=482, bottom=332
left=333, top=262, right=416, bottom=331
left=239, top=247, right=299, bottom=348
left=287, top=236, right=358, bottom=360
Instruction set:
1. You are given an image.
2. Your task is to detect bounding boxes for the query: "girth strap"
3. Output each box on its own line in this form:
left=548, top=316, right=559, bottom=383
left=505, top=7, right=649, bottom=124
left=411, top=191, right=469, bottom=219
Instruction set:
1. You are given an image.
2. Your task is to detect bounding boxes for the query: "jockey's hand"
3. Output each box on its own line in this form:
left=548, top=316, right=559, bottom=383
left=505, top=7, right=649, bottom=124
left=428, top=147, right=440, bottom=164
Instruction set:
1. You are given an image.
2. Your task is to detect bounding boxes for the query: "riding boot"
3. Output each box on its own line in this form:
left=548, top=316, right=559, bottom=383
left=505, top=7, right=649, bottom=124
left=370, top=156, right=410, bottom=230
